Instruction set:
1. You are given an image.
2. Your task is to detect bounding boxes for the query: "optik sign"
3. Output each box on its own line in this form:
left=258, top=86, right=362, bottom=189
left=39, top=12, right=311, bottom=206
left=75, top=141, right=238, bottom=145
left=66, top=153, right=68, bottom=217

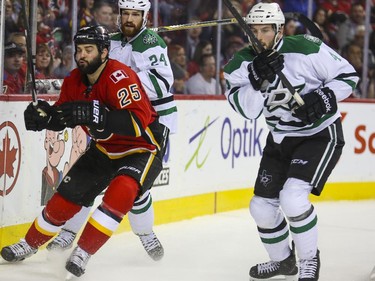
left=186, top=116, right=265, bottom=170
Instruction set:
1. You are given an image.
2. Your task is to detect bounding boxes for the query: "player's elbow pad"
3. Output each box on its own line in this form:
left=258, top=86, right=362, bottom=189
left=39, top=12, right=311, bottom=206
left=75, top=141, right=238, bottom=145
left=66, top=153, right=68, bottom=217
left=105, top=110, right=145, bottom=137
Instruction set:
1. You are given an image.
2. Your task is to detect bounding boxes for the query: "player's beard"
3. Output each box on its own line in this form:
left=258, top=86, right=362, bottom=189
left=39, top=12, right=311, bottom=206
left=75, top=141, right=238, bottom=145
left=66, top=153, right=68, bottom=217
left=76, top=54, right=103, bottom=74
left=121, top=20, right=142, bottom=38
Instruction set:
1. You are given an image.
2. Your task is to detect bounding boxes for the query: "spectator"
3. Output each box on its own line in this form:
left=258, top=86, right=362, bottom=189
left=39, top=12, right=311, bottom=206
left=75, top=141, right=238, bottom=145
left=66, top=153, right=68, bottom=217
left=220, top=35, right=245, bottom=68
left=53, top=45, right=73, bottom=79
left=92, top=1, right=117, bottom=32
left=186, top=53, right=219, bottom=95
left=284, top=17, right=299, bottom=36
left=187, top=40, right=213, bottom=77
left=78, top=0, right=95, bottom=28
left=341, top=41, right=375, bottom=98
left=168, top=44, right=189, bottom=94
left=336, top=3, right=366, bottom=51
left=159, top=0, right=186, bottom=26
left=7, top=32, right=27, bottom=62
left=317, top=0, right=352, bottom=17
left=3, top=42, right=26, bottom=94
left=4, top=0, right=22, bottom=40
left=185, top=17, right=203, bottom=61
left=36, top=4, right=55, bottom=46
left=35, top=43, right=55, bottom=79
left=313, top=7, right=338, bottom=49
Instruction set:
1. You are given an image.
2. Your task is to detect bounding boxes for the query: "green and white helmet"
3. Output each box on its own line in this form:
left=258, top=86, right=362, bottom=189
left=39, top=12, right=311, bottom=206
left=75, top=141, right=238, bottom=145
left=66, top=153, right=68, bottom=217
left=118, top=0, right=151, bottom=28
left=246, top=3, right=285, bottom=48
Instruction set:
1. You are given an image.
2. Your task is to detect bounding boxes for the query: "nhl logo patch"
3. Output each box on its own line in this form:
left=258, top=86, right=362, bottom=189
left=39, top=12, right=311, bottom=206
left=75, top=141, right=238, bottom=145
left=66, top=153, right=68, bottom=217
left=143, top=34, right=157, bottom=45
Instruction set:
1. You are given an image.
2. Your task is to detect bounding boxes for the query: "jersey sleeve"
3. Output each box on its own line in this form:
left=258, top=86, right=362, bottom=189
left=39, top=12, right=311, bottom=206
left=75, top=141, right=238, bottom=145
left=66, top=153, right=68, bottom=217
left=310, top=42, right=359, bottom=102
left=224, top=50, right=265, bottom=119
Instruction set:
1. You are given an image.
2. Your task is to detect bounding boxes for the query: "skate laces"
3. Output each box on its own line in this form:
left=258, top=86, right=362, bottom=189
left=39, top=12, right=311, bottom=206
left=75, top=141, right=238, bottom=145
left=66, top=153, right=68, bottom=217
left=69, top=246, right=91, bottom=269
left=138, top=232, right=161, bottom=251
left=47, top=229, right=76, bottom=250
left=299, top=257, right=318, bottom=278
left=8, top=239, right=37, bottom=258
left=257, top=261, right=281, bottom=274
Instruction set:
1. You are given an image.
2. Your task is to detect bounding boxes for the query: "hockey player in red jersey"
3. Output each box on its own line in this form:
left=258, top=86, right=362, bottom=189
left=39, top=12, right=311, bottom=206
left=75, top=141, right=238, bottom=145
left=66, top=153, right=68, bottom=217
left=0, top=25, right=165, bottom=277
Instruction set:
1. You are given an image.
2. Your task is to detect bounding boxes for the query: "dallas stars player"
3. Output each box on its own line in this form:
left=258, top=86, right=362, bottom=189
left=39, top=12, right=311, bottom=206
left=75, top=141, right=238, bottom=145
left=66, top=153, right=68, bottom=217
left=224, top=3, right=358, bottom=281
left=46, top=0, right=174, bottom=262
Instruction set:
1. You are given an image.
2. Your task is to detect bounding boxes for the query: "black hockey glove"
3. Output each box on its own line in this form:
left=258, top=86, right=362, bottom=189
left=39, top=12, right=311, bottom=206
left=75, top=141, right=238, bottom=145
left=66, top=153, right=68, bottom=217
left=24, top=100, right=53, bottom=131
left=56, top=100, right=107, bottom=129
left=293, top=87, right=337, bottom=125
left=248, top=49, right=284, bottom=90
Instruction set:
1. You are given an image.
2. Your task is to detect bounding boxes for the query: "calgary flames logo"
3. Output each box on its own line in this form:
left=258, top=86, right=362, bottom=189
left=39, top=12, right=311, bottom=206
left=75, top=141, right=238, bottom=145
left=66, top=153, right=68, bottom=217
left=0, top=121, right=21, bottom=196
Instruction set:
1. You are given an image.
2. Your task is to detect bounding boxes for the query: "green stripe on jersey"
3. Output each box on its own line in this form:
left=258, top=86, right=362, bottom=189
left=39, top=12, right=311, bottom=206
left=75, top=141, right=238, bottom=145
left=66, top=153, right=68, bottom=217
left=149, top=73, right=163, bottom=98
left=157, top=107, right=178, bottom=116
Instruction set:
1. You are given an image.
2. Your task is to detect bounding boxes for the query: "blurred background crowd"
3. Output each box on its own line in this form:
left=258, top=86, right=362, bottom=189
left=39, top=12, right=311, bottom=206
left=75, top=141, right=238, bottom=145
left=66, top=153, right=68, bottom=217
left=1, top=0, right=375, bottom=98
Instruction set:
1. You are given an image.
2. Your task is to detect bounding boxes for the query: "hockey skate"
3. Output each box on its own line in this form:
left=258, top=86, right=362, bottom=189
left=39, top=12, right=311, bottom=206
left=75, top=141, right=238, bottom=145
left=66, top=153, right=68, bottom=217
left=1, top=239, right=38, bottom=262
left=65, top=246, right=91, bottom=277
left=138, top=231, right=164, bottom=261
left=47, top=229, right=76, bottom=251
left=249, top=248, right=298, bottom=281
left=298, top=250, right=320, bottom=281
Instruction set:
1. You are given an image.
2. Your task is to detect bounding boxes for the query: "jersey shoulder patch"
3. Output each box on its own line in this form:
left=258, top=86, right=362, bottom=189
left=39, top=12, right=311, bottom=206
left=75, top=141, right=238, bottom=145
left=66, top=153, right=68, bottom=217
left=132, top=29, right=167, bottom=53
left=109, top=70, right=129, bottom=84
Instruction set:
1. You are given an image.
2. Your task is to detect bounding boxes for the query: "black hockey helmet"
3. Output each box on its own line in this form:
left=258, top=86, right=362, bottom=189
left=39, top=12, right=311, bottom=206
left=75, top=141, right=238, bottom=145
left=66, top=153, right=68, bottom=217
left=73, top=25, right=110, bottom=53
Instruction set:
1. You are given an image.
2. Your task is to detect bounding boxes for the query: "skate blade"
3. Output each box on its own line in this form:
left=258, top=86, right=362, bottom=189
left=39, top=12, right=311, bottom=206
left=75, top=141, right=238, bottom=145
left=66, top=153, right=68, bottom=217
left=65, top=272, right=75, bottom=280
left=250, top=275, right=298, bottom=281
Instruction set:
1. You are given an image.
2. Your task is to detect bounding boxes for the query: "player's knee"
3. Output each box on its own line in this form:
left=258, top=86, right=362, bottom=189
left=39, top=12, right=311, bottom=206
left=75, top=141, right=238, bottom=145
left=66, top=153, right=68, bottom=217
left=45, top=193, right=82, bottom=225
left=280, top=178, right=312, bottom=218
left=102, top=175, right=140, bottom=217
left=250, top=195, right=280, bottom=228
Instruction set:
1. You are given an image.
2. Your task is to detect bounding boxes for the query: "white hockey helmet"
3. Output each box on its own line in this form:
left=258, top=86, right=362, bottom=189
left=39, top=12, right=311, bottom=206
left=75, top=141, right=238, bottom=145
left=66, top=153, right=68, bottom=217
left=118, top=0, right=151, bottom=27
left=246, top=3, right=285, bottom=48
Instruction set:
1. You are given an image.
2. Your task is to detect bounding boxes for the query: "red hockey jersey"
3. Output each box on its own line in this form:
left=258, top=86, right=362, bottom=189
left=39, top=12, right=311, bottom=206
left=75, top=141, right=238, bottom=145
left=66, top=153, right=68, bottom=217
left=55, top=59, right=159, bottom=157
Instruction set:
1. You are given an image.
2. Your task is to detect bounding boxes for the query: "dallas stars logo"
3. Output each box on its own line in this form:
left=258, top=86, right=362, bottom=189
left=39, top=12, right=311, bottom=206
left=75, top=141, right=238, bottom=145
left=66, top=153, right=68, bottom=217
left=143, top=34, right=157, bottom=45
left=259, top=170, right=272, bottom=187
left=265, top=77, right=304, bottom=112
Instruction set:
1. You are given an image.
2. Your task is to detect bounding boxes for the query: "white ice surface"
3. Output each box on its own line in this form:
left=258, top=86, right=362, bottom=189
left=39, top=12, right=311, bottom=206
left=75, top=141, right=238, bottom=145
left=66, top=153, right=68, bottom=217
left=0, top=200, right=375, bottom=281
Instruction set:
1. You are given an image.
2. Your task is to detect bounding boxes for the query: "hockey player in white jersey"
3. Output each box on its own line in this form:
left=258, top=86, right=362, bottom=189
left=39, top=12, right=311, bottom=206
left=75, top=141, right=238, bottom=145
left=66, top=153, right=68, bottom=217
left=224, top=3, right=359, bottom=281
left=47, top=0, right=176, bottom=261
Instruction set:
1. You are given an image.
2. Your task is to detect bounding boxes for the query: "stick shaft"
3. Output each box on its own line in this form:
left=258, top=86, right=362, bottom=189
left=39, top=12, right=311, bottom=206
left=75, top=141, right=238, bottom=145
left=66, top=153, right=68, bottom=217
left=149, top=17, right=241, bottom=33
left=21, top=0, right=38, bottom=104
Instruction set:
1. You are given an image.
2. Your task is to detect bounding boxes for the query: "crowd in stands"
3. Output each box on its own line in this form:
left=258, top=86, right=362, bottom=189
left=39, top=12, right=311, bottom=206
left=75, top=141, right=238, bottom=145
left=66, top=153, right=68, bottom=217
left=2, top=0, right=375, bottom=98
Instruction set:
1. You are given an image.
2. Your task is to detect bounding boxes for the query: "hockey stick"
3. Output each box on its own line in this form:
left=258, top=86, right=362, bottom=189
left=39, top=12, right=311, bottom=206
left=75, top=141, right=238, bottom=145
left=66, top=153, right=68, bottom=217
left=109, top=17, right=244, bottom=37
left=20, top=0, right=38, bottom=105
left=111, top=13, right=322, bottom=37
left=149, top=17, right=242, bottom=33
left=222, top=0, right=305, bottom=107
left=284, top=12, right=323, bottom=40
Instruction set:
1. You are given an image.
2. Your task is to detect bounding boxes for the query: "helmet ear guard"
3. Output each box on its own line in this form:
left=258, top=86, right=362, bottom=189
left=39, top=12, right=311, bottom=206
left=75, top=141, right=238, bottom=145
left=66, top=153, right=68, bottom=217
left=246, top=3, right=285, bottom=49
left=118, top=0, right=151, bottom=28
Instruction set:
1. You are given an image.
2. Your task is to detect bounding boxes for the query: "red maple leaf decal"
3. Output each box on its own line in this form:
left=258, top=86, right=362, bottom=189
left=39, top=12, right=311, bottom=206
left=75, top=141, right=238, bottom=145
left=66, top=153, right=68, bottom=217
left=0, top=131, right=18, bottom=178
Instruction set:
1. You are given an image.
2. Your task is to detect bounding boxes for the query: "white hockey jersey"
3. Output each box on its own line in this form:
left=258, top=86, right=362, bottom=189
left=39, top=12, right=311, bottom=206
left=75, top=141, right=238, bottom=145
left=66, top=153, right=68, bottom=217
left=224, top=34, right=359, bottom=143
left=110, top=28, right=177, bottom=134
